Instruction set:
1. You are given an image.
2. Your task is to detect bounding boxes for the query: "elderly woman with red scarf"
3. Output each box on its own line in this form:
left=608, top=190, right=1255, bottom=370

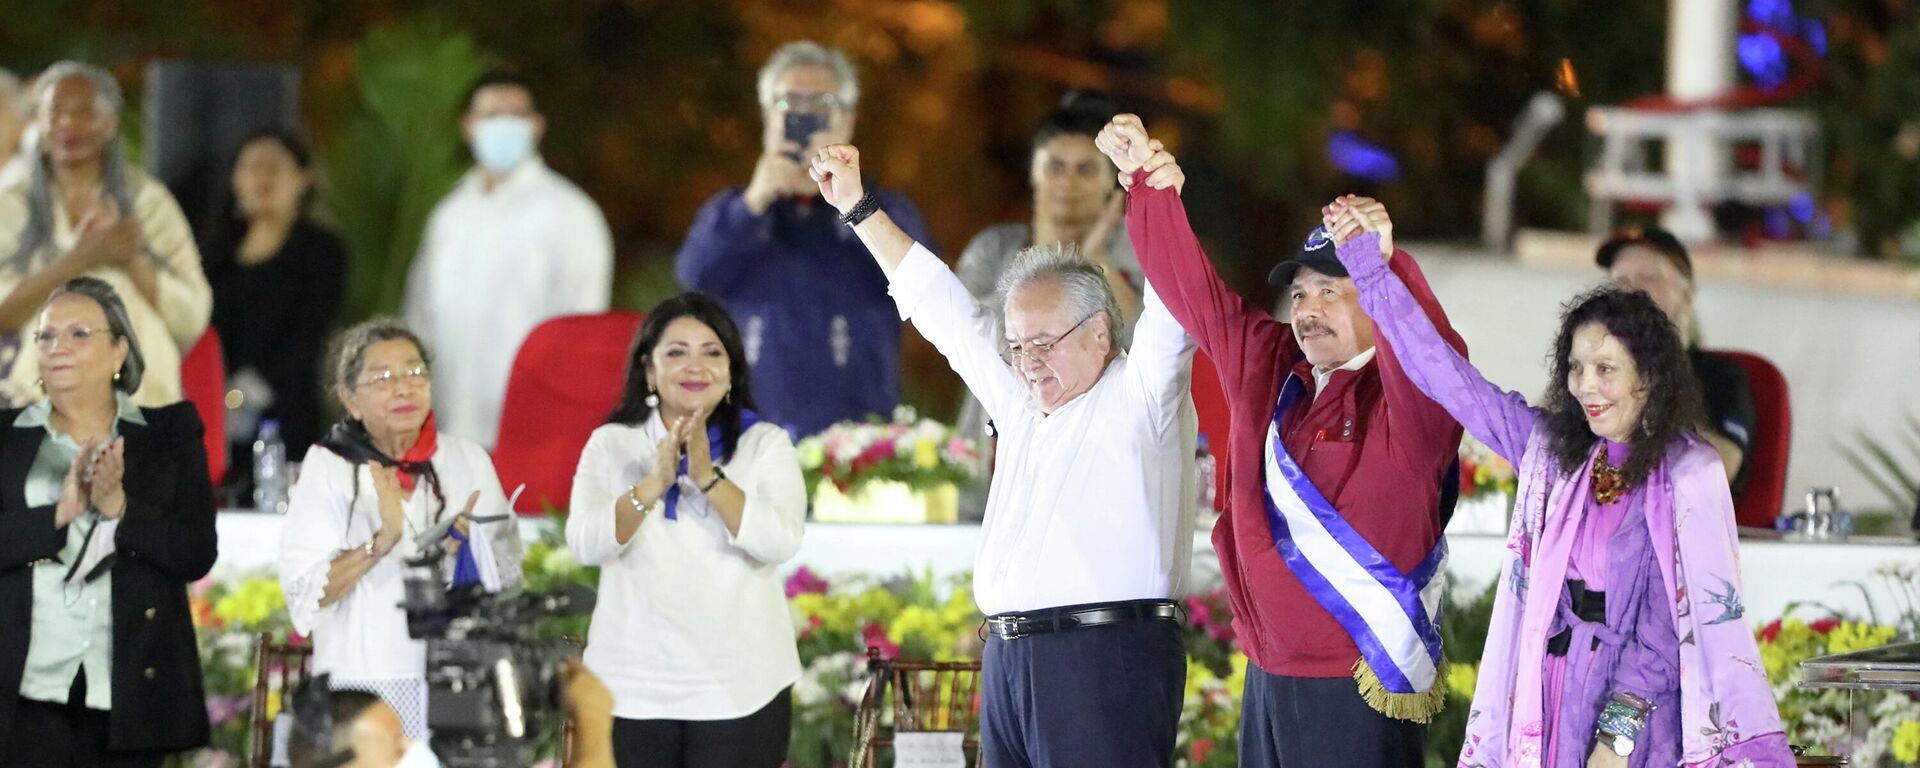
left=276, top=319, right=524, bottom=742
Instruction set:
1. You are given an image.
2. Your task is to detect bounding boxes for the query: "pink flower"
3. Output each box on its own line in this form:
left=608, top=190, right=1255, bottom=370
left=785, top=566, right=830, bottom=598
left=863, top=621, right=900, bottom=660
left=1185, top=597, right=1212, bottom=624
left=204, top=694, right=249, bottom=727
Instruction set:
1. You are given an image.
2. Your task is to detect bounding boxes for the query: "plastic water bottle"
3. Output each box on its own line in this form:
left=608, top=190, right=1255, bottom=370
left=253, top=420, right=289, bottom=514
left=1195, top=435, right=1217, bottom=513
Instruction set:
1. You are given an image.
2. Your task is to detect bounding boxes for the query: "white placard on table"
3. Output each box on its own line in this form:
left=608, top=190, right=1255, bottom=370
left=891, top=731, right=966, bottom=768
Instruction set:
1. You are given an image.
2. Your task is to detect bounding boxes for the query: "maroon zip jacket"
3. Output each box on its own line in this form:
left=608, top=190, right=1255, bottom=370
left=1126, top=174, right=1468, bottom=677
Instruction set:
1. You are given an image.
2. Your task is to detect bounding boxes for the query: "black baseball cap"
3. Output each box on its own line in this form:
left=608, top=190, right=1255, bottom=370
left=1267, top=226, right=1349, bottom=286
left=1594, top=226, right=1694, bottom=281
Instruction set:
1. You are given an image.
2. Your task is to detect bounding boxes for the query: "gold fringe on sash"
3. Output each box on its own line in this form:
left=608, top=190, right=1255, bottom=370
left=1352, top=655, right=1449, bottom=724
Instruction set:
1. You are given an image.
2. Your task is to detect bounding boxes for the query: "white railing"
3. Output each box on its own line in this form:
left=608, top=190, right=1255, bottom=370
left=1583, top=106, right=1820, bottom=240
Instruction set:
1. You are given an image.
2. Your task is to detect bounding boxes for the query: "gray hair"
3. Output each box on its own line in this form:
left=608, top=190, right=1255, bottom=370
left=995, top=243, right=1130, bottom=350
left=44, top=276, right=145, bottom=394
left=756, top=41, right=860, bottom=110
left=8, top=61, right=137, bottom=274
left=327, top=318, right=431, bottom=393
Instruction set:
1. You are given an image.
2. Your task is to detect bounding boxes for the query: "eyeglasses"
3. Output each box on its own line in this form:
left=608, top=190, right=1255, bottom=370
left=1004, top=312, right=1098, bottom=365
left=31, top=326, right=104, bottom=350
left=356, top=365, right=430, bottom=392
left=773, top=92, right=845, bottom=114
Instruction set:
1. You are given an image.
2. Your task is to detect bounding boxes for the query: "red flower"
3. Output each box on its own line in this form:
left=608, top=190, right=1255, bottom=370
left=863, top=621, right=900, bottom=660
left=1810, top=618, right=1842, bottom=635
left=1192, top=738, right=1214, bottom=764
left=1759, top=619, right=1783, bottom=643
left=785, top=566, right=830, bottom=598
left=857, top=441, right=896, bottom=463
left=1459, top=458, right=1480, bottom=496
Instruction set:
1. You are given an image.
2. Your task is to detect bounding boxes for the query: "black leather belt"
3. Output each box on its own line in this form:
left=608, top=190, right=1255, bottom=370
left=982, top=599, right=1184, bottom=640
left=1546, top=579, right=1609, bottom=657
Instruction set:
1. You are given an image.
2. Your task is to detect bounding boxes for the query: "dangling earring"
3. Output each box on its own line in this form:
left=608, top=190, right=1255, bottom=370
left=725, top=389, right=732, bottom=404
left=644, top=386, right=659, bottom=409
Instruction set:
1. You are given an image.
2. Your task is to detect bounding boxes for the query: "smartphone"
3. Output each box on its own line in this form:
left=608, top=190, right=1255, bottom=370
left=783, top=112, right=828, bottom=160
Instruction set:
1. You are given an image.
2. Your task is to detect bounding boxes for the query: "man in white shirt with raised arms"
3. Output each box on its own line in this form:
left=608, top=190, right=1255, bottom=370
left=809, top=143, right=1198, bottom=767
left=404, top=70, right=614, bottom=449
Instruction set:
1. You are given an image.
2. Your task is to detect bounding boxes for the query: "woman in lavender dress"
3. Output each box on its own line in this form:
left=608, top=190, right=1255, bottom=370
left=1311, top=196, right=1797, bottom=768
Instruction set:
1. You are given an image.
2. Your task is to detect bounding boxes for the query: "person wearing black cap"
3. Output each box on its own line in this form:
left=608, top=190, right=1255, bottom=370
left=1098, top=115, right=1465, bottom=768
left=1597, top=227, right=1755, bottom=488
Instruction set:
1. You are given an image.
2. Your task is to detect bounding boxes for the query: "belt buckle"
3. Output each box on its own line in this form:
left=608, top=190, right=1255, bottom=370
left=992, top=615, right=1027, bottom=640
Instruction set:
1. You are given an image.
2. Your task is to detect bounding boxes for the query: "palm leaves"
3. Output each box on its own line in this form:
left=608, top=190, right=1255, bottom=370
left=1835, top=413, right=1920, bottom=521
left=322, top=16, right=494, bottom=324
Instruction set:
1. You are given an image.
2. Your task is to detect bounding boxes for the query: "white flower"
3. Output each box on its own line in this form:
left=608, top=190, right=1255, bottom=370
left=793, top=670, right=830, bottom=707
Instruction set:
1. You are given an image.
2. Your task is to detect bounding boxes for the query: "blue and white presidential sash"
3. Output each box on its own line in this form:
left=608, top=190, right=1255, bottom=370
left=1262, top=373, right=1448, bottom=720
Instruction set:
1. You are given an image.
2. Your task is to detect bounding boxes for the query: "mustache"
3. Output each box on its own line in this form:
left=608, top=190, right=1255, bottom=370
left=1296, top=320, right=1333, bottom=337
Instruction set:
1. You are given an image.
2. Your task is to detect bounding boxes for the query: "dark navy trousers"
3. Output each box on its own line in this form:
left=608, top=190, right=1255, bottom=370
left=1237, top=663, right=1427, bottom=768
left=979, top=617, right=1185, bottom=768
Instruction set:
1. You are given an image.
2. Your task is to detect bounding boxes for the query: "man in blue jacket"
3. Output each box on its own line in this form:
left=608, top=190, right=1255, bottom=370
left=675, top=40, right=936, bottom=439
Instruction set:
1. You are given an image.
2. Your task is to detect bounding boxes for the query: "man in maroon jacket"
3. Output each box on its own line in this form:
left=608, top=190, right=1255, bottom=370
left=1098, top=116, right=1466, bottom=767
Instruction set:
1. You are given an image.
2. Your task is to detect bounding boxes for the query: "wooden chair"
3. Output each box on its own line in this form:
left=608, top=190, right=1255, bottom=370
left=850, top=646, right=983, bottom=768
left=249, top=632, right=313, bottom=768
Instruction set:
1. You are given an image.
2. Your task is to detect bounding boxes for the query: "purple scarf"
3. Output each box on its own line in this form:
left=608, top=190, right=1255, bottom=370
left=1460, top=427, right=1792, bottom=767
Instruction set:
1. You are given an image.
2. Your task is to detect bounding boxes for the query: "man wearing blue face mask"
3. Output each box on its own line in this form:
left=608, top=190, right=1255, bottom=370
left=674, top=41, right=936, bottom=439
left=404, top=70, right=614, bottom=449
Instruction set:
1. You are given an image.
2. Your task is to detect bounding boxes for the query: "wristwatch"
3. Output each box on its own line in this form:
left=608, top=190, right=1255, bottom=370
left=1607, top=731, right=1635, bottom=757
left=699, top=465, right=727, bottom=493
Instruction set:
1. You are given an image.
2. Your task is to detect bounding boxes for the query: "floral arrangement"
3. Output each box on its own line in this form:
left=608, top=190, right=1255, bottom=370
left=783, top=566, right=983, bottom=768
left=181, top=532, right=1920, bottom=767
left=795, top=406, right=981, bottom=495
left=184, top=571, right=297, bottom=768
left=1757, top=615, right=1914, bottom=764
left=1457, top=434, right=1517, bottom=501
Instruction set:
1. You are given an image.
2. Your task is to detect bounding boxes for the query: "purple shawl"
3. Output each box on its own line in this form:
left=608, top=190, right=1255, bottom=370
left=1462, top=428, right=1790, bottom=767
left=1330, top=233, right=1793, bottom=767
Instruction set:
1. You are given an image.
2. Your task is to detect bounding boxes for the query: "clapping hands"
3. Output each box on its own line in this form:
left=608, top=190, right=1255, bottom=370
left=56, top=437, right=128, bottom=527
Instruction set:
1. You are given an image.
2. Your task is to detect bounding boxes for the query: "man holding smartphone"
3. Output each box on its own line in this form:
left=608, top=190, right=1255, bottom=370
left=675, top=40, right=936, bottom=439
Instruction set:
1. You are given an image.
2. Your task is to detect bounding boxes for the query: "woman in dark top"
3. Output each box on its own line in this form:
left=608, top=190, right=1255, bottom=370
left=204, top=128, right=345, bottom=470
left=0, top=277, right=217, bottom=766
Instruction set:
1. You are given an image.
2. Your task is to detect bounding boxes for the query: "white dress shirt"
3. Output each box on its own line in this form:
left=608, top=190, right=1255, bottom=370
left=567, top=417, right=807, bottom=721
left=890, top=243, right=1199, bottom=616
left=403, top=158, right=613, bottom=447
left=276, top=431, right=523, bottom=737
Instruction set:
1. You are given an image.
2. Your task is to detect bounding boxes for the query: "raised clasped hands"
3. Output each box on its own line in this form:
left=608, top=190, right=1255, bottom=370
left=1321, top=194, right=1396, bottom=260
left=1094, top=114, right=1184, bottom=193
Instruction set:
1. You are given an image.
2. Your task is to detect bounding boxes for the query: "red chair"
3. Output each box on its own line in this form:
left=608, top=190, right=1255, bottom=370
left=493, top=312, right=645, bottom=514
left=180, top=330, right=228, bottom=485
left=1191, top=349, right=1230, bottom=513
left=1712, top=349, right=1791, bottom=528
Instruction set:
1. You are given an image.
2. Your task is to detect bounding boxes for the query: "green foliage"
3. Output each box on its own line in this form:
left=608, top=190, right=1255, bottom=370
left=1803, top=0, right=1920, bottom=260
left=322, top=15, right=492, bottom=323
left=1835, top=413, right=1920, bottom=517
left=1427, top=580, right=1500, bottom=767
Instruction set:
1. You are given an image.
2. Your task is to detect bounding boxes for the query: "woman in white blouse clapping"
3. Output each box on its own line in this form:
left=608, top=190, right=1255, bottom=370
left=567, top=292, right=806, bottom=768
left=276, top=319, right=523, bottom=742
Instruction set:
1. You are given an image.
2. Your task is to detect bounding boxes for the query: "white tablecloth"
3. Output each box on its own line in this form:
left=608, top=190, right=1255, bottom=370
left=213, top=512, right=1916, bottom=625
